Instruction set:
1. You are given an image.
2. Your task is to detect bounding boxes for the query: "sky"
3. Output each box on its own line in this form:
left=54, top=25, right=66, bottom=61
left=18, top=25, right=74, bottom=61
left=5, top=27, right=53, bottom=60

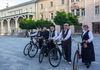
left=0, top=0, right=31, bottom=10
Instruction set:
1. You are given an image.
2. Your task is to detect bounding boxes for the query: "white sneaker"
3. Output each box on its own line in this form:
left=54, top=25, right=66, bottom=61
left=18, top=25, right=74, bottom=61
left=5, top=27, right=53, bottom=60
left=65, top=60, right=67, bottom=62
left=68, top=62, right=72, bottom=64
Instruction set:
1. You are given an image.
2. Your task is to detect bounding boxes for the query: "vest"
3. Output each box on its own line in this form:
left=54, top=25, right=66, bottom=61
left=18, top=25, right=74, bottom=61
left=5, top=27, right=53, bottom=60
left=62, top=29, right=71, bottom=41
left=37, top=31, right=42, bottom=37
left=82, top=30, right=89, bottom=41
left=50, top=29, right=55, bottom=37
left=62, top=29, right=69, bottom=38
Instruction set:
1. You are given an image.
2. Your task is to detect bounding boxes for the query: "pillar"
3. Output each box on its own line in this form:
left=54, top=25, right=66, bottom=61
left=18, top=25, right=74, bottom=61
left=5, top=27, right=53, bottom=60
left=28, top=15, right=29, bottom=19
left=7, top=19, right=11, bottom=35
left=14, top=17, right=18, bottom=36
left=80, top=8, right=82, bottom=16
left=0, top=19, right=4, bottom=35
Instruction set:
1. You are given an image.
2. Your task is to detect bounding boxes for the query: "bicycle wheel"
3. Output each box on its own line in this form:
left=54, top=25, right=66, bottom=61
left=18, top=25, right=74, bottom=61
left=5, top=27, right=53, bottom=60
left=48, top=48, right=61, bottom=67
left=28, top=44, right=38, bottom=58
left=23, top=43, right=31, bottom=56
left=73, top=50, right=79, bottom=70
left=39, top=47, right=44, bottom=63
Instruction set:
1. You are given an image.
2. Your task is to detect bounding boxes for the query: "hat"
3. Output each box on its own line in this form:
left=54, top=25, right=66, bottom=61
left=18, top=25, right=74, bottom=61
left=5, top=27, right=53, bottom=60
left=38, top=26, right=41, bottom=29
left=64, top=23, right=69, bottom=26
left=82, top=24, right=89, bottom=29
left=50, top=24, right=55, bottom=28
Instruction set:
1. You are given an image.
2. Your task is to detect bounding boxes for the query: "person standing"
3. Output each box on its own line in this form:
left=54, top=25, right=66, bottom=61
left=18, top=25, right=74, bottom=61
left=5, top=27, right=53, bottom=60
left=56, top=23, right=72, bottom=64
left=30, top=27, right=43, bottom=49
left=81, top=24, right=95, bottom=68
left=48, top=24, right=58, bottom=50
left=25, top=30, right=28, bottom=37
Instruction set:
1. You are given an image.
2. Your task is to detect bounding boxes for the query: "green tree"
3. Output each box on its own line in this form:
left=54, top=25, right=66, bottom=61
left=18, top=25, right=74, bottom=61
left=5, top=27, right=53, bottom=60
left=54, top=11, right=67, bottom=26
left=36, top=19, right=53, bottom=29
left=27, top=19, right=37, bottom=29
left=54, top=11, right=79, bottom=26
left=19, top=18, right=36, bottom=29
left=19, top=18, right=28, bottom=29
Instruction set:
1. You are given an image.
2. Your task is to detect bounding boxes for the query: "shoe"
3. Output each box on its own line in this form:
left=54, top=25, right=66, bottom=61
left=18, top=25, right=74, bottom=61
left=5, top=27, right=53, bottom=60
left=68, top=62, right=72, bottom=65
left=86, top=64, right=90, bottom=68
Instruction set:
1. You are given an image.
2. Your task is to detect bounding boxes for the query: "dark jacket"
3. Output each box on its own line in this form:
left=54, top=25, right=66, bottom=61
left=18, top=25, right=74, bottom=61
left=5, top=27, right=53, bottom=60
left=42, top=30, right=49, bottom=39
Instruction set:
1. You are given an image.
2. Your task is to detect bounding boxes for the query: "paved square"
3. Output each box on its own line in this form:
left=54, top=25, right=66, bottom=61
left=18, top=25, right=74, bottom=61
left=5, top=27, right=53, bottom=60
left=0, top=35, right=100, bottom=70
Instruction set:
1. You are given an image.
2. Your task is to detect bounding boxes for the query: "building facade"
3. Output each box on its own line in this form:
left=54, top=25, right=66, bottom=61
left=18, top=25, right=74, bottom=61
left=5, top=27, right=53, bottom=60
left=0, top=0, right=100, bottom=36
left=0, top=0, right=38, bottom=36
left=37, top=0, right=70, bottom=32
left=71, top=0, right=100, bottom=34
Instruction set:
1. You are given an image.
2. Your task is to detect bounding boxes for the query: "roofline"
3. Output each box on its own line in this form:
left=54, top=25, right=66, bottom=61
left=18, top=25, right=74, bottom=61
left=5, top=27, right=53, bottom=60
left=0, top=0, right=37, bottom=12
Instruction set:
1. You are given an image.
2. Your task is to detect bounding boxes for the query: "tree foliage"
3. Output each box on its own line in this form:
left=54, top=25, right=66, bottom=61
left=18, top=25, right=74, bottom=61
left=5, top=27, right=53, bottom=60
left=19, top=18, right=53, bottom=29
left=54, top=11, right=79, bottom=26
left=36, top=19, right=53, bottom=29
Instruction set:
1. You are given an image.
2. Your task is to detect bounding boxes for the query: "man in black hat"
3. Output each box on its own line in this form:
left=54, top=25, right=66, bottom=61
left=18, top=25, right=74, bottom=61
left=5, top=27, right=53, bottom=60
left=48, top=24, right=58, bottom=51
left=55, top=23, right=72, bottom=64
left=81, top=24, right=95, bottom=68
left=30, top=26, right=43, bottom=49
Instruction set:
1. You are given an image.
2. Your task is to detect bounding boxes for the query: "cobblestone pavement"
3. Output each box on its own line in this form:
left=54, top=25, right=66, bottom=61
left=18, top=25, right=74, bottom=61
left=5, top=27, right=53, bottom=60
left=0, top=35, right=100, bottom=70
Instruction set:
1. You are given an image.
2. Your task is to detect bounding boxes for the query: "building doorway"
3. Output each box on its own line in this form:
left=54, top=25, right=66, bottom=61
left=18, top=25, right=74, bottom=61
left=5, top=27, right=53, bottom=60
left=92, top=23, right=100, bottom=34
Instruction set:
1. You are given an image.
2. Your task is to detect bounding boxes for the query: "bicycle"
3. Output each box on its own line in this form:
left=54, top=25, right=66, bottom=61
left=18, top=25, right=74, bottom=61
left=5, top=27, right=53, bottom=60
left=39, top=39, right=49, bottom=63
left=73, top=39, right=86, bottom=70
left=48, top=40, right=66, bottom=67
left=23, top=36, right=39, bottom=58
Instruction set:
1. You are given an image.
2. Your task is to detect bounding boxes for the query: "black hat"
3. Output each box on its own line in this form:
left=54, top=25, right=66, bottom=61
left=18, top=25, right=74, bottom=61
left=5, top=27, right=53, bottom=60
left=50, top=24, right=55, bottom=28
left=38, top=26, right=41, bottom=29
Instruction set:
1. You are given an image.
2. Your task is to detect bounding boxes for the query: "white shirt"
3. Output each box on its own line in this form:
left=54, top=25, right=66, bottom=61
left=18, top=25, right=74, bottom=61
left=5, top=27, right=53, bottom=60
left=30, top=31, right=42, bottom=37
left=56, top=29, right=71, bottom=40
left=82, top=30, right=94, bottom=43
left=49, top=29, right=58, bottom=40
left=30, top=32, right=37, bottom=36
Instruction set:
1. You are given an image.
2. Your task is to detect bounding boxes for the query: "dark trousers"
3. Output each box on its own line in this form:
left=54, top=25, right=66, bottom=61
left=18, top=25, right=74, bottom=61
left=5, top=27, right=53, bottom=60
left=48, top=40, right=55, bottom=50
left=39, top=39, right=42, bottom=49
left=62, top=40, right=71, bottom=62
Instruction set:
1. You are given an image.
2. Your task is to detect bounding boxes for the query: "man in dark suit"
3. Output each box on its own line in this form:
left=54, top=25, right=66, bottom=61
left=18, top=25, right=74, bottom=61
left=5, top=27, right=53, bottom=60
left=42, top=26, right=49, bottom=39
left=42, top=26, right=49, bottom=56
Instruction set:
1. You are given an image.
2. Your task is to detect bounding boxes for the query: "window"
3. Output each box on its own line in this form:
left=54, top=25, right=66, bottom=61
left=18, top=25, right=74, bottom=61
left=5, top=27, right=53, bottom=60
left=26, top=9, right=27, bottom=12
left=76, top=0, right=79, bottom=2
left=95, top=6, right=99, bottom=14
left=41, top=14, right=43, bottom=19
left=71, top=10, right=74, bottom=16
left=30, top=8, right=32, bottom=12
left=81, top=8, right=85, bottom=16
left=41, top=4, right=43, bottom=9
left=76, top=9, right=79, bottom=16
left=60, top=9, right=65, bottom=12
left=20, top=9, right=22, bottom=13
left=50, top=13, right=53, bottom=19
left=62, top=0, right=64, bottom=5
left=71, top=0, right=74, bottom=2
left=51, top=2, right=53, bottom=7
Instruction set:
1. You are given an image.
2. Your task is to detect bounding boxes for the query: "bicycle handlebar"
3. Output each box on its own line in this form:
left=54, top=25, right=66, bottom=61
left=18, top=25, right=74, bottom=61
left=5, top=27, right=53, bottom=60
left=72, top=39, right=86, bottom=44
